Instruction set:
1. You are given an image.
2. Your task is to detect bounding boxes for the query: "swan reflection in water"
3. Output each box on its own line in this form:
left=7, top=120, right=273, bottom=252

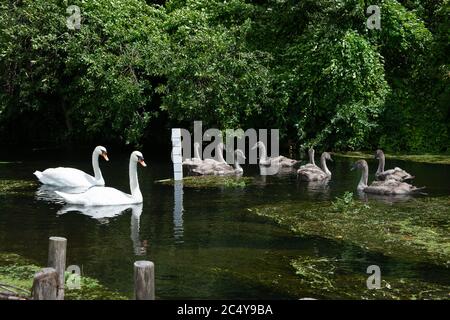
left=356, top=191, right=415, bottom=204
left=35, top=184, right=91, bottom=204
left=57, top=203, right=147, bottom=256
left=256, top=164, right=295, bottom=185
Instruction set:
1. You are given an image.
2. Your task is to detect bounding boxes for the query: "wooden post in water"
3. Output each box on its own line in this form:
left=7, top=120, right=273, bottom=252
left=134, top=261, right=155, bottom=300
left=48, top=236, right=67, bottom=300
left=32, top=268, right=58, bottom=300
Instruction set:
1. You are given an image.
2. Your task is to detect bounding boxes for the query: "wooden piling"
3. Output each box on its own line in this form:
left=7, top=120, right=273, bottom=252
left=134, top=261, right=155, bottom=300
left=32, top=268, right=58, bottom=300
left=48, top=236, right=67, bottom=300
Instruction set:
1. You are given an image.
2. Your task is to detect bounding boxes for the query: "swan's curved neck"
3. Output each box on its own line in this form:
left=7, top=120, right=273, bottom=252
left=320, top=154, right=331, bottom=176
left=258, top=143, right=267, bottom=161
left=92, top=151, right=103, bottom=182
left=358, top=164, right=369, bottom=190
left=129, top=159, right=142, bottom=202
left=309, top=149, right=316, bottom=166
left=217, top=145, right=226, bottom=163
left=376, top=154, right=385, bottom=174
left=194, top=144, right=201, bottom=159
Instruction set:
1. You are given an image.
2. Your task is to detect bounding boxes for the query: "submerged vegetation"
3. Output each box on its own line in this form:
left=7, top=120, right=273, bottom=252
left=0, top=253, right=127, bottom=300
left=249, top=195, right=450, bottom=267
left=248, top=194, right=450, bottom=299
left=155, top=176, right=252, bottom=189
left=0, top=179, right=37, bottom=195
left=290, top=256, right=449, bottom=299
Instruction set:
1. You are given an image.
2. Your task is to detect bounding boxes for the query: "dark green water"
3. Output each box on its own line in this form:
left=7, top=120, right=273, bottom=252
left=0, top=149, right=449, bottom=299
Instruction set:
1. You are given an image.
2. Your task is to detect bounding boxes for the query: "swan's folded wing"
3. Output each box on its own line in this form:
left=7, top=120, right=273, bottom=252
left=298, top=168, right=326, bottom=181
left=56, top=187, right=135, bottom=206
left=39, top=167, right=95, bottom=187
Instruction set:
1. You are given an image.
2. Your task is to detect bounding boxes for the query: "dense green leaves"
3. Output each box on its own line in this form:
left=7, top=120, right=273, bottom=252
left=0, top=0, right=448, bottom=151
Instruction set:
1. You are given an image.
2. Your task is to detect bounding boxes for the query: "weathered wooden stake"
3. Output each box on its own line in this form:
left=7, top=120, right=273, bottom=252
left=32, top=268, right=58, bottom=300
left=48, top=236, right=67, bottom=300
left=134, top=261, right=155, bottom=300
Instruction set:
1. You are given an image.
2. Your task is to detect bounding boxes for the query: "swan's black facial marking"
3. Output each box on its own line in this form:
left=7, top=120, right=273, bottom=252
left=100, top=150, right=109, bottom=161
left=137, top=154, right=147, bottom=167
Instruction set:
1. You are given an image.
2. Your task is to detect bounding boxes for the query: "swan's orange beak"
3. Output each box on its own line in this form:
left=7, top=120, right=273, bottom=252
left=102, top=152, right=109, bottom=161
left=139, top=160, right=147, bottom=167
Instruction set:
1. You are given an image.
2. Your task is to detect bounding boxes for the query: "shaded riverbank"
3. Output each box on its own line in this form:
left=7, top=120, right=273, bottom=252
left=335, top=152, right=450, bottom=165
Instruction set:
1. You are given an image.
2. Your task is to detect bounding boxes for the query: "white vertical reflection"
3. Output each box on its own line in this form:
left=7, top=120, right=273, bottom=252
left=173, top=180, right=184, bottom=243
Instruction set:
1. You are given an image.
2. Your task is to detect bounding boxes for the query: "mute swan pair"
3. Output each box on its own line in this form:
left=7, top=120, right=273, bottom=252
left=251, top=141, right=298, bottom=167
left=352, top=160, right=423, bottom=195
left=34, top=146, right=109, bottom=187
left=35, top=147, right=147, bottom=206
left=55, top=151, right=146, bottom=206
left=297, top=152, right=332, bottom=181
left=374, top=149, right=414, bottom=181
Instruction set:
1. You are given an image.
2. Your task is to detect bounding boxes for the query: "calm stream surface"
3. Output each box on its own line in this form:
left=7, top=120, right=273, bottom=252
left=0, top=148, right=449, bottom=299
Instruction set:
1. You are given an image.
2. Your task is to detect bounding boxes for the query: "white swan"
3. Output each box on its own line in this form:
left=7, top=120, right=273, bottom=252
left=297, top=152, right=332, bottom=181
left=34, top=146, right=109, bottom=187
left=374, top=149, right=414, bottom=181
left=352, top=160, right=424, bottom=195
left=251, top=141, right=298, bottom=167
left=55, top=151, right=146, bottom=206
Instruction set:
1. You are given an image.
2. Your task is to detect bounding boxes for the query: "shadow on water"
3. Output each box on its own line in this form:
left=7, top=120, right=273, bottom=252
left=0, top=150, right=449, bottom=298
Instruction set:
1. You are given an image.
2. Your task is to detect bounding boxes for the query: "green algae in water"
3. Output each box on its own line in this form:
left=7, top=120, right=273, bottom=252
left=155, top=176, right=252, bottom=189
left=0, top=253, right=127, bottom=300
left=0, top=180, right=37, bottom=195
left=290, top=256, right=449, bottom=299
left=254, top=193, right=450, bottom=299
left=248, top=196, right=450, bottom=268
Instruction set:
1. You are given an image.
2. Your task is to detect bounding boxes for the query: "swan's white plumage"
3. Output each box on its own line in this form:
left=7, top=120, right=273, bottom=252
left=34, top=146, right=108, bottom=187
left=56, top=187, right=138, bottom=206
left=34, top=168, right=97, bottom=187
left=55, top=151, right=145, bottom=206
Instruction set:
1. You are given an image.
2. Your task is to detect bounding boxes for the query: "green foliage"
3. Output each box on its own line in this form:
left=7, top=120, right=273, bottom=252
left=0, top=0, right=448, bottom=151
left=283, top=27, right=389, bottom=149
left=0, top=0, right=168, bottom=145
